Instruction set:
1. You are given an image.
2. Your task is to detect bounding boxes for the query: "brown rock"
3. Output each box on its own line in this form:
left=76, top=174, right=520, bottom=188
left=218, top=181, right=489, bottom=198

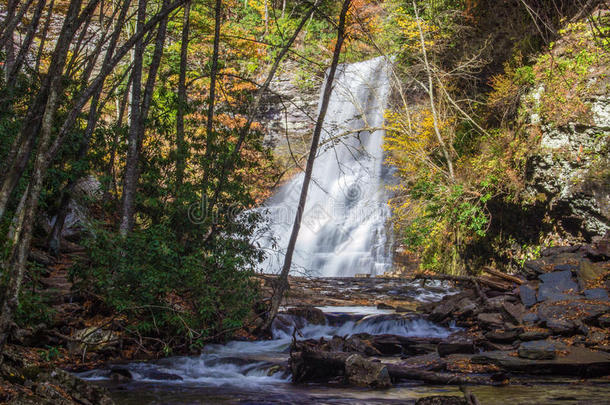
left=344, top=354, right=391, bottom=388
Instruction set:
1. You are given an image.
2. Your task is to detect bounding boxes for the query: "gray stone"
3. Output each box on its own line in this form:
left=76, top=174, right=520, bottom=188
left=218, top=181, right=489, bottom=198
left=477, top=313, right=504, bottom=329
left=472, top=346, right=610, bottom=376
left=587, top=330, right=607, bottom=345
left=538, top=270, right=579, bottom=292
left=537, top=270, right=580, bottom=302
left=522, top=312, right=539, bottom=324
left=485, top=329, right=521, bottom=343
left=546, top=318, right=576, bottom=335
left=584, top=288, right=609, bottom=301
left=519, top=285, right=537, bottom=307
left=501, top=301, right=525, bottom=324
left=518, top=340, right=558, bottom=360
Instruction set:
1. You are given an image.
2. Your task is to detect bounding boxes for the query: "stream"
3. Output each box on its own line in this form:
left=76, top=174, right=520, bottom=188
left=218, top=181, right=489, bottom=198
left=77, top=281, right=610, bottom=404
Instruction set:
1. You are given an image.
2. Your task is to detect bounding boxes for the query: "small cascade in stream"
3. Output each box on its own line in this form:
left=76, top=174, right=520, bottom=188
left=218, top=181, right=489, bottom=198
left=257, top=57, right=393, bottom=277
left=78, top=306, right=457, bottom=388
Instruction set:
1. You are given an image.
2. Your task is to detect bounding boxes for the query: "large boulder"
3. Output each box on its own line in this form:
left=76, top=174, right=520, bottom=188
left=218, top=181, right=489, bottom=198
left=344, top=354, right=391, bottom=388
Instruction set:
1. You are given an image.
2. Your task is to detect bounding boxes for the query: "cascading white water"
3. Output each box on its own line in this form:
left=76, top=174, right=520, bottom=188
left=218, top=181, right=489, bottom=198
left=258, top=57, right=393, bottom=277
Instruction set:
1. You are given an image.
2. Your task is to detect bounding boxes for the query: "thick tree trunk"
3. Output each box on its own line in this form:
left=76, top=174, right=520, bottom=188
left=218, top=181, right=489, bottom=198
left=262, top=0, right=351, bottom=332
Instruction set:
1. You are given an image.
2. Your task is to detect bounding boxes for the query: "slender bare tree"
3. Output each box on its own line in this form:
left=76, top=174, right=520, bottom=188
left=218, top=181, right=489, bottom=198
left=262, top=0, right=352, bottom=332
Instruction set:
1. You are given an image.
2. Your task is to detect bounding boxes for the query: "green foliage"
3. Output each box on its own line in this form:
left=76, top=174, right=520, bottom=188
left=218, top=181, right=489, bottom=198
left=71, top=220, right=262, bottom=343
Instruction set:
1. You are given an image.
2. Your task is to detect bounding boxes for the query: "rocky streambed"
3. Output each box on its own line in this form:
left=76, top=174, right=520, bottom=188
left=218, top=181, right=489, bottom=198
left=70, top=242, right=610, bottom=405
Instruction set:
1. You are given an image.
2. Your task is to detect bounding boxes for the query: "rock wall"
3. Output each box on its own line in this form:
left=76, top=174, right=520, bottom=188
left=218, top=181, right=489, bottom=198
left=524, top=92, right=610, bottom=240
left=257, top=61, right=321, bottom=165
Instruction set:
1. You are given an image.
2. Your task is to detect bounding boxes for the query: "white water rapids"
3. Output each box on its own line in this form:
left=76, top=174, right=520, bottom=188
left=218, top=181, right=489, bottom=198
left=78, top=305, right=456, bottom=388
left=258, top=57, right=393, bottom=277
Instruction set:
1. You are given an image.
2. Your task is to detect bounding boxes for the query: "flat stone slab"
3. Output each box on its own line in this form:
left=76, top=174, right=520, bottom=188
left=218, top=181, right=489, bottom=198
left=472, top=346, right=610, bottom=377
left=518, top=340, right=557, bottom=360
left=537, top=270, right=579, bottom=302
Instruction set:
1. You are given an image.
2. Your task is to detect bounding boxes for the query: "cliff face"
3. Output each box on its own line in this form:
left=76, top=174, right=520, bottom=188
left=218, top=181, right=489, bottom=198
left=258, top=61, right=321, bottom=169
left=521, top=20, right=610, bottom=241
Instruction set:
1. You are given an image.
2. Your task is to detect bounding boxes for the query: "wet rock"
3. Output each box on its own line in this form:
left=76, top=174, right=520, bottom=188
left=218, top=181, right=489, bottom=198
left=472, top=346, right=610, bottom=377
left=477, top=313, right=504, bottom=329
left=523, top=260, right=545, bottom=279
left=518, top=340, right=558, bottom=359
left=286, top=306, right=326, bottom=325
left=519, top=285, right=537, bottom=307
left=554, top=263, right=579, bottom=272
left=584, top=288, right=609, bottom=300
left=537, top=270, right=579, bottom=302
left=376, top=302, right=394, bottom=310
left=437, top=341, right=475, bottom=357
left=485, top=329, right=521, bottom=343
left=109, top=367, right=132, bottom=383
left=398, top=353, right=446, bottom=372
left=429, top=300, right=458, bottom=322
left=415, top=396, right=466, bottom=405
left=144, top=370, right=183, bottom=381
left=344, top=354, right=391, bottom=388
left=519, top=330, right=551, bottom=341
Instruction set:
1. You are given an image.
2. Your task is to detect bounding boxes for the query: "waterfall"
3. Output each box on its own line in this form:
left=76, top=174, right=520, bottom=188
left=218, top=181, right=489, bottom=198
left=258, top=57, right=393, bottom=277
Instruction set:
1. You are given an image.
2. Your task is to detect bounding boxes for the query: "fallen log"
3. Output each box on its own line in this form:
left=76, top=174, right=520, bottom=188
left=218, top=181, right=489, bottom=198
left=291, top=348, right=498, bottom=386
left=385, top=364, right=496, bottom=386
left=477, top=276, right=513, bottom=291
left=483, top=267, right=523, bottom=285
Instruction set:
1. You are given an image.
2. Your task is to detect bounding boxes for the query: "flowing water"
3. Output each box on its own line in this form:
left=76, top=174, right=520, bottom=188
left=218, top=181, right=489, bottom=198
left=257, top=57, right=393, bottom=278
left=78, top=291, right=610, bottom=405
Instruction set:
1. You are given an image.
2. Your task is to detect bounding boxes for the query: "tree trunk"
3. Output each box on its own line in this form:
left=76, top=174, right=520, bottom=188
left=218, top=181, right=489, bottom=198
left=413, top=1, right=454, bottom=180
left=120, top=0, right=170, bottom=235
left=175, top=0, right=190, bottom=195
left=34, top=0, right=55, bottom=74
left=120, top=0, right=147, bottom=236
left=200, top=0, right=222, bottom=195
left=6, top=0, right=46, bottom=83
left=203, top=0, right=319, bottom=243
left=262, top=0, right=351, bottom=332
